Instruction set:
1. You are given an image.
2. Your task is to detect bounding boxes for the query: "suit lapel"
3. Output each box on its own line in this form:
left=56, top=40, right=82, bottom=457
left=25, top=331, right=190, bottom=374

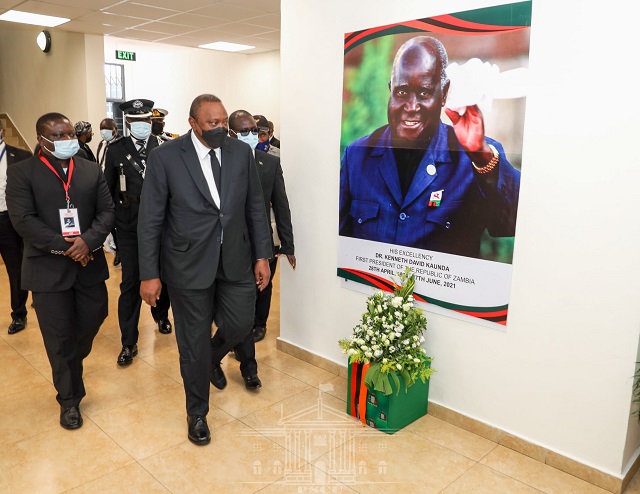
left=180, top=132, right=217, bottom=209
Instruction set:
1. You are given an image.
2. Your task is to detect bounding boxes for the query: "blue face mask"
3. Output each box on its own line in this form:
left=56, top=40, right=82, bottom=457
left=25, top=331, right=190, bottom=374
left=237, top=132, right=259, bottom=150
left=256, top=140, right=269, bottom=152
left=41, top=136, right=80, bottom=160
left=100, top=129, right=114, bottom=142
left=129, top=121, right=152, bottom=140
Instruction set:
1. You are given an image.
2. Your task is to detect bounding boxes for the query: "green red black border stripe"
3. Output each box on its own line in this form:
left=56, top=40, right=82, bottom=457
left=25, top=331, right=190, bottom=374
left=338, top=268, right=508, bottom=325
left=344, top=1, right=532, bottom=54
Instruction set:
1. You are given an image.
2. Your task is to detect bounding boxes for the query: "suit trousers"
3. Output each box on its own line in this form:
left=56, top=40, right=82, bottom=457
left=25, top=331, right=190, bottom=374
left=0, top=213, right=28, bottom=320
left=168, top=261, right=256, bottom=416
left=33, top=278, right=108, bottom=407
left=254, top=255, right=278, bottom=327
left=117, top=228, right=170, bottom=346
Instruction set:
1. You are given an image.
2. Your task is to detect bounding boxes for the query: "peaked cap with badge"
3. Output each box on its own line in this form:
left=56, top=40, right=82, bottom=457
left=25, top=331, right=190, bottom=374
left=119, top=99, right=154, bottom=118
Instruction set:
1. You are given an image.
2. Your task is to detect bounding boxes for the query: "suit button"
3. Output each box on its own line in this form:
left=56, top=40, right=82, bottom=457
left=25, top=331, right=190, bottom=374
left=220, top=213, right=224, bottom=218
left=216, top=237, right=221, bottom=242
left=399, top=212, right=407, bottom=220
left=357, top=218, right=363, bottom=224
left=445, top=221, right=451, bottom=229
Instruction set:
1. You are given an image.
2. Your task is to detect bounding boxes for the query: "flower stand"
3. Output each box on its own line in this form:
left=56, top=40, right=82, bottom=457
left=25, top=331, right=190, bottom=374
left=347, top=361, right=430, bottom=434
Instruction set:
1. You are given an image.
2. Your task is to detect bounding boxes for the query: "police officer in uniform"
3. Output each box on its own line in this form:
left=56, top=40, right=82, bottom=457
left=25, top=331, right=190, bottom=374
left=104, top=99, right=172, bottom=366
left=151, top=108, right=179, bottom=142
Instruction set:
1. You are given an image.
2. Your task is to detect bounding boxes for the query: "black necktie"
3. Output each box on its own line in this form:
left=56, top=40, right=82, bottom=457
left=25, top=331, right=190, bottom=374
left=209, top=150, right=221, bottom=194
left=136, top=139, right=146, bottom=160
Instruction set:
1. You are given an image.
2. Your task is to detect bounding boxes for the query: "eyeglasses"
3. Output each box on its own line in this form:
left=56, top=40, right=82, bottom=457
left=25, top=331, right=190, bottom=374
left=230, top=128, right=259, bottom=137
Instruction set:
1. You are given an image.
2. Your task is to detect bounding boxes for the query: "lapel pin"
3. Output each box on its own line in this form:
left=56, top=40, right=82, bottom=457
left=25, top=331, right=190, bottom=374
left=428, top=189, right=443, bottom=207
left=426, top=164, right=436, bottom=176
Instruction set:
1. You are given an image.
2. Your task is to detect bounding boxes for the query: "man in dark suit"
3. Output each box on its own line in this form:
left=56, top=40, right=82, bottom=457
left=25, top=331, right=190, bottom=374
left=339, top=36, right=520, bottom=258
left=104, top=99, right=172, bottom=367
left=6, top=112, right=114, bottom=430
left=138, top=94, right=272, bottom=446
left=0, top=119, right=31, bottom=334
left=227, top=111, right=295, bottom=388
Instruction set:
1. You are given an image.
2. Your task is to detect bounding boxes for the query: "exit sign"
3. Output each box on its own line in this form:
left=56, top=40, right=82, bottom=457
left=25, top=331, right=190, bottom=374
left=115, top=50, right=136, bottom=61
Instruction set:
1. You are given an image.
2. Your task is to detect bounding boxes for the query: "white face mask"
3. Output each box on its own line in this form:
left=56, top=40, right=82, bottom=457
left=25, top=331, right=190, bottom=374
left=237, top=132, right=259, bottom=150
left=41, top=136, right=80, bottom=160
left=100, top=129, right=114, bottom=142
left=129, top=121, right=151, bottom=140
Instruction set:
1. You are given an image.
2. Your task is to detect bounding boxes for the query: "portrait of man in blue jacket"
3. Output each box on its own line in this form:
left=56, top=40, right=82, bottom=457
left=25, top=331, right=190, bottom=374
left=339, top=36, right=521, bottom=259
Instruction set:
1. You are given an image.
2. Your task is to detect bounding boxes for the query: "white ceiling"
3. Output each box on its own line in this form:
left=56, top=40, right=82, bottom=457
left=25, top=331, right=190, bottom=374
left=0, top=0, right=281, bottom=54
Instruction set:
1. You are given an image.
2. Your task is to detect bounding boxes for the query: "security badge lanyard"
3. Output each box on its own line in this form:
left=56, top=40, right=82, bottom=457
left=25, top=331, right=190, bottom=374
left=39, top=153, right=81, bottom=237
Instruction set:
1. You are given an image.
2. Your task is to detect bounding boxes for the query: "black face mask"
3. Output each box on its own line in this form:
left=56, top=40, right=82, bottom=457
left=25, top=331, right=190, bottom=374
left=151, top=122, right=164, bottom=135
left=201, top=127, right=227, bottom=149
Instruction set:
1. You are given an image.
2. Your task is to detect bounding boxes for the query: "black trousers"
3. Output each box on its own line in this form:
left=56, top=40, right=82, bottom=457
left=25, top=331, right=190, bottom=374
left=33, top=279, right=108, bottom=407
left=0, top=213, right=28, bottom=319
left=254, top=256, right=278, bottom=327
left=117, top=228, right=170, bottom=346
left=168, top=262, right=256, bottom=416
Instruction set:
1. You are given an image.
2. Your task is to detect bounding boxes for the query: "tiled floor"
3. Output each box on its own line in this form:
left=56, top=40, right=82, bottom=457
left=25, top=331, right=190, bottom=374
left=0, top=255, right=637, bottom=493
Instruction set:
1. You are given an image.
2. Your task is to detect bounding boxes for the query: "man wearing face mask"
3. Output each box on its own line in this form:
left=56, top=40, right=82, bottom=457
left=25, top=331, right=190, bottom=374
left=227, top=110, right=296, bottom=388
left=151, top=108, right=178, bottom=142
left=0, top=119, right=31, bottom=335
left=74, top=121, right=96, bottom=162
left=6, top=112, right=114, bottom=430
left=104, top=99, right=173, bottom=368
left=96, top=118, right=120, bottom=170
left=138, top=94, right=272, bottom=445
left=253, top=115, right=280, bottom=158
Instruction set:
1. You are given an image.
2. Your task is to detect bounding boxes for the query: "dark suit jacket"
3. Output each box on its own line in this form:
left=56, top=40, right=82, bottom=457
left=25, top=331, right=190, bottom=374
left=5, top=143, right=32, bottom=166
left=6, top=154, right=115, bottom=291
left=138, top=131, right=272, bottom=289
left=76, top=142, right=96, bottom=162
left=339, top=122, right=520, bottom=258
left=104, top=135, right=160, bottom=231
left=254, top=149, right=294, bottom=256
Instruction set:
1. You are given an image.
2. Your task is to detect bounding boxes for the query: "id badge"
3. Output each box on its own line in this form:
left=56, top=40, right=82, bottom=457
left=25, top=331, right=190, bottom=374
left=119, top=174, right=127, bottom=192
left=59, top=208, right=81, bottom=237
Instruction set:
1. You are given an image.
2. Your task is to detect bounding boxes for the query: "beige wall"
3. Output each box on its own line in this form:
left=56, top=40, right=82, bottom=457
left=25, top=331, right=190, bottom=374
left=0, top=23, right=105, bottom=150
left=280, top=0, right=640, bottom=478
left=103, top=37, right=280, bottom=136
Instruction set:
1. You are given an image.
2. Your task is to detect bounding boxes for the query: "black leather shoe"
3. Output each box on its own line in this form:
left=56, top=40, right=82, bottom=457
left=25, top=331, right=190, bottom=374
left=113, top=253, right=121, bottom=266
left=8, top=317, right=27, bottom=335
left=117, top=344, right=138, bottom=366
left=187, top=415, right=211, bottom=445
left=253, top=325, right=266, bottom=342
left=157, top=318, right=172, bottom=334
left=244, top=373, right=262, bottom=390
left=210, top=364, right=227, bottom=390
left=60, top=406, right=83, bottom=430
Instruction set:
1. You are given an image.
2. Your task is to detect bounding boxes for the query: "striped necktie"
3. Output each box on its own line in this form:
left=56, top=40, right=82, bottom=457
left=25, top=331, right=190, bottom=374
left=135, top=139, right=146, bottom=159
